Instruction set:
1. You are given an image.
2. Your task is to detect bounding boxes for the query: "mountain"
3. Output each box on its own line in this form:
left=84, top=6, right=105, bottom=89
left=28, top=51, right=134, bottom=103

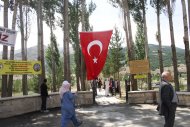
left=0, top=46, right=43, bottom=60
left=0, top=44, right=185, bottom=71
left=0, top=45, right=74, bottom=60
left=148, top=44, right=185, bottom=70
left=14, top=46, right=41, bottom=60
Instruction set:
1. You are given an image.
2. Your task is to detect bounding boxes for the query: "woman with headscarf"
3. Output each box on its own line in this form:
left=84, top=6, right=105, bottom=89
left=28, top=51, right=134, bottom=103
left=59, top=80, right=82, bottom=127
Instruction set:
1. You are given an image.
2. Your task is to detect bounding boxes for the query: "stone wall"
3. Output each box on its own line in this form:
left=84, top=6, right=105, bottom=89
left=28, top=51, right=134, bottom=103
left=177, top=92, right=190, bottom=106
left=128, top=90, right=190, bottom=106
left=74, top=91, right=93, bottom=106
left=0, top=91, right=93, bottom=119
left=128, top=90, right=156, bottom=104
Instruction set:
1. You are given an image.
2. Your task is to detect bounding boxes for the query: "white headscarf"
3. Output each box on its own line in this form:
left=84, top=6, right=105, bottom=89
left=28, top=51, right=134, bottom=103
left=59, top=80, right=71, bottom=99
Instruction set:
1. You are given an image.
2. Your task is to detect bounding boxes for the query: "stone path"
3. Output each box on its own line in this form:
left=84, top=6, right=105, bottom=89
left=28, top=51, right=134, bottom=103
left=1, top=90, right=190, bottom=127
left=95, top=89, right=125, bottom=105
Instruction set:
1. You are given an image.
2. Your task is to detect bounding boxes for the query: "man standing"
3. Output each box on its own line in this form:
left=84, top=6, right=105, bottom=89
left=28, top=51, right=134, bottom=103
left=40, top=78, right=49, bottom=112
left=158, top=71, right=178, bottom=127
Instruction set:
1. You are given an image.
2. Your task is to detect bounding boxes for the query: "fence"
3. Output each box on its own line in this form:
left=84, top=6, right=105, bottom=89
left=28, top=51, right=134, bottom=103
left=0, top=91, right=93, bottom=118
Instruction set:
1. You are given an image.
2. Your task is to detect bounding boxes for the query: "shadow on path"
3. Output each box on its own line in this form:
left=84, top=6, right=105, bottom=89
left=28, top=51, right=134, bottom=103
left=0, top=93, right=190, bottom=127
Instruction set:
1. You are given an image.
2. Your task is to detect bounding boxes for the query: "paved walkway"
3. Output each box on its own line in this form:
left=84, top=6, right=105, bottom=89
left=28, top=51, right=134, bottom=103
left=1, top=90, right=190, bottom=127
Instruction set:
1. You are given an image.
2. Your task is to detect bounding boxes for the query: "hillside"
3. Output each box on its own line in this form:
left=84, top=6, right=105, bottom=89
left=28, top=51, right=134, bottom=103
left=14, top=46, right=41, bottom=60
left=0, top=45, right=75, bottom=60
left=0, top=44, right=185, bottom=71
left=148, top=44, right=185, bottom=70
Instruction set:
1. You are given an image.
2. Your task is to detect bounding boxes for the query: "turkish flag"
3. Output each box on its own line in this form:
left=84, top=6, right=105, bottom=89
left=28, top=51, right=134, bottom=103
left=80, top=30, right=112, bottom=80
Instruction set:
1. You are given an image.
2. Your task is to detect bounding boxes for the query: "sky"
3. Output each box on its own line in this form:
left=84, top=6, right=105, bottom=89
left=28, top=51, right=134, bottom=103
left=0, top=0, right=187, bottom=51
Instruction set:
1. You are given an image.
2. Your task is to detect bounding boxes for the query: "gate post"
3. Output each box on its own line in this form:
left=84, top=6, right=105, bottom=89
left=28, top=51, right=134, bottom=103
left=92, top=79, right=97, bottom=104
left=125, top=79, right=130, bottom=102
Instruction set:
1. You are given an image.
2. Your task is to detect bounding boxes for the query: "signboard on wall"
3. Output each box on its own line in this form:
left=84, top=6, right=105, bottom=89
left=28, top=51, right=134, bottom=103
left=0, top=26, right=17, bottom=46
left=134, top=74, right=147, bottom=79
left=129, top=59, right=150, bottom=74
left=0, top=60, right=42, bottom=75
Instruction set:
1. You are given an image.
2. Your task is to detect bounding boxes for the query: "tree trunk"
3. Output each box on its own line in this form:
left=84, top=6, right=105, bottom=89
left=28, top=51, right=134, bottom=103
left=142, top=1, right=148, bottom=60
left=76, top=30, right=81, bottom=91
left=80, top=0, right=86, bottom=91
left=65, top=0, right=71, bottom=83
left=50, top=26, right=56, bottom=92
left=1, top=0, right=9, bottom=97
left=156, top=2, right=164, bottom=75
left=19, top=1, right=28, bottom=95
left=142, top=1, right=151, bottom=90
left=37, top=0, right=45, bottom=92
left=72, top=0, right=81, bottom=91
left=181, top=0, right=190, bottom=91
left=47, top=7, right=56, bottom=92
left=63, top=0, right=70, bottom=81
left=124, top=0, right=137, bottom=91
left=74, top=1, right=81, bottom=91
left=67, top=33, right=71, bottom=83
left=123, top=10, right=131, bottom=61
left=37, top=1, right=41, bottom=92
left=8, top=0, right=19, bottom=97
left=188, top=0, right=190, bottom=32
left=167, top=1, right=179, bottom=91
left=40, top=0, right=46, bottom=83
left=23, top=6, right=29, bottom=95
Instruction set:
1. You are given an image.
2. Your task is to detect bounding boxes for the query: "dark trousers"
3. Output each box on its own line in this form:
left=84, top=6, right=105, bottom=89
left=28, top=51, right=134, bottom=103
left=41, top=96, right=47, bottom=110
left=164, top=104, right=177, bottom=127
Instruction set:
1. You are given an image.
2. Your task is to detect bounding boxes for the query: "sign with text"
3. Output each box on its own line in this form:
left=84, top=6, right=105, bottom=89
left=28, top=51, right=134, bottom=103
left=0, top=26, right=17, bottom=46
left=134, top=74, right=147, bottom=79
left=129, top=59, right=150, bottom=74
left=0, top=60, right=42, bottom=75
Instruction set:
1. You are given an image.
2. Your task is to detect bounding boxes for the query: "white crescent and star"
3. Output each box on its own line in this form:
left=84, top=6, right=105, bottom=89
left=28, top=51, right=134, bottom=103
left=87, top=40, right=103, bottom=64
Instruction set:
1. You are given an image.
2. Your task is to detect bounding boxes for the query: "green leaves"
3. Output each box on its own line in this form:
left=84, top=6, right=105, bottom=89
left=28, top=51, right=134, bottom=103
left=103, top=27, right=125, bottom=78
left=134, top=24, right=145, bottom=60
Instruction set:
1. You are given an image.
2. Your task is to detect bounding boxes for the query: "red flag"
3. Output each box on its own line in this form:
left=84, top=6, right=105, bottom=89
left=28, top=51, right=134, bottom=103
left=80, top=30, right=113, bottom=80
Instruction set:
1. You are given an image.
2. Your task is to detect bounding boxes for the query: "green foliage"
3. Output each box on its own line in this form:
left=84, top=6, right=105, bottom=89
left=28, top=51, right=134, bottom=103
left=43, top=0, right=58, bottom=28
left=148, top=44, right=185, bottom=70
left=28, top=75, right=39, bottom=93
left=57, top=58, right=64, bottom=87
left=150, top=0, right=165, bottom=14
left=134, top=24, right=145, bottom=59
left=130, top=0, right=145, bottom=23
left=102, top=55, right=111, bottom=77
left=13, top=79, right=22, bottom=92
left=108, top=0, right=134, bottom=10
left=13, top=44, right=185, bottom=74
left=68, top=0, right=96, bottom=86
left=122, top=44, right=185, bottom=70
left=45, top=34, right=62, bottom=90
left=103, top=27, right=125, bottom=78
left=69, top=0, right=80, bottom=42
left=151, top=73, right=160, bottom=81
left=84, top=1, right=96, bottom=31
left=9, top=0, right=14, bottom=11
left=45, top=34, right=61, bottom=68
left=69, top=0, right=81, bottom=82
left=108, top=0, right=122, bottom=8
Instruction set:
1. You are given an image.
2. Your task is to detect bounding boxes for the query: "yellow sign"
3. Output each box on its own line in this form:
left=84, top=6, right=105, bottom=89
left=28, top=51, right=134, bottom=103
left=134, top=74, right=147, bottom=79
left=129, top=59, right=150, bottom=74
left=0, top=60, right=42, bottom=75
